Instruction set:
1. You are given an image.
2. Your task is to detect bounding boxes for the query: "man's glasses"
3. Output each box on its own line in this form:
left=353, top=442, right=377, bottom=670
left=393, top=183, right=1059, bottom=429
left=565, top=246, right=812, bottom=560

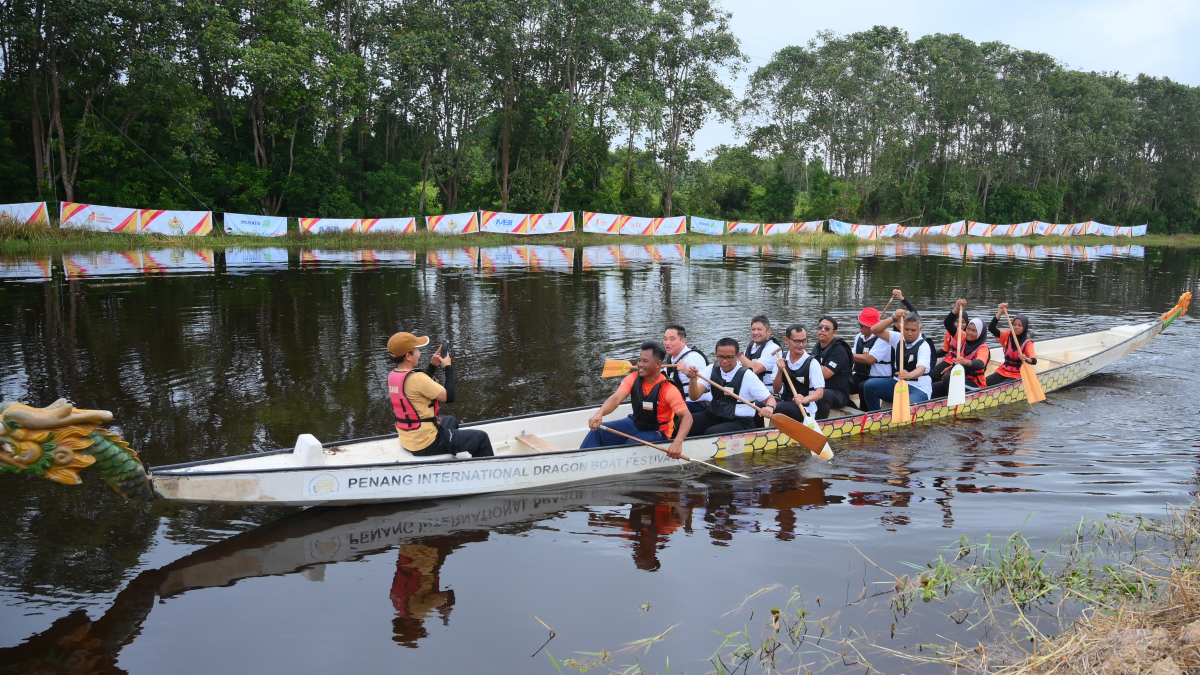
left=715, top=354, right=738, bottom=361
left=787, top=337, right=807, bottom=345
left=817, top=325, right=834, bottom=332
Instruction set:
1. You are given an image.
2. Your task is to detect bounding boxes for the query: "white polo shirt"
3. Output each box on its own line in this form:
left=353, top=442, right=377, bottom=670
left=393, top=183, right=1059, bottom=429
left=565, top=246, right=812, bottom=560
left=884, top=331, right=932, bottom=396
left=781, top=352, right=825, bottom=417
left=693, top=364, right=772, bottom=417
left=854, top=333, right=895, bottom=377
left=669, top=348, right=711, bottom=403
left=747, top=340, right=782, bottom=385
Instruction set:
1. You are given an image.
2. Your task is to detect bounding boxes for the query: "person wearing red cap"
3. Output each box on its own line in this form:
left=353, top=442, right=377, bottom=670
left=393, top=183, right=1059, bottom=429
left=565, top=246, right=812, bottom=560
left=849, top=306, right=895, bottom=399
left=387, top=332, right=493, bottom=458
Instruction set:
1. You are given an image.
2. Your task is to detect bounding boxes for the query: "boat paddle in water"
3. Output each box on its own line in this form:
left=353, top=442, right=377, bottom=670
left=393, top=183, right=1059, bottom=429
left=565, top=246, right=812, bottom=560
left=598, top=425, right=749, bottom=478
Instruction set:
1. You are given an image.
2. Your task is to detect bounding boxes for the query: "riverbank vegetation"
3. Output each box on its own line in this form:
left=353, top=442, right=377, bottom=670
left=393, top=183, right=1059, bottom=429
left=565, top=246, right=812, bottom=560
left=3, top=2, right=1200, bottom=234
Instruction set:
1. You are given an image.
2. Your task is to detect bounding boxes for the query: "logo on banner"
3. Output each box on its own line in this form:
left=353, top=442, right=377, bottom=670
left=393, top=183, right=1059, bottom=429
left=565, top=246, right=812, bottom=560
left=87, top=212, right=113, bottom=225
left=168, top=217, right=184, bottom=235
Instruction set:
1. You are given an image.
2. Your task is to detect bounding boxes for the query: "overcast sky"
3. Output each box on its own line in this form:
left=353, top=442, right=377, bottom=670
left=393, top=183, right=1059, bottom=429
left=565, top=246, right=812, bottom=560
left=692, top=0, right=1200, bottom=155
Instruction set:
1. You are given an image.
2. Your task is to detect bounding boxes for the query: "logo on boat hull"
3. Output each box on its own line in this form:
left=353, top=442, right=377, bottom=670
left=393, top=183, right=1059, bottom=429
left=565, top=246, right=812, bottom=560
left=308, top=473, right=339, bottom=495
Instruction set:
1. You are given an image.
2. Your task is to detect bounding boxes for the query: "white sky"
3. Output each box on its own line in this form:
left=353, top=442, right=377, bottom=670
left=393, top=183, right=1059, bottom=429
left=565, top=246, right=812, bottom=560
left=692, top=0, right=1200, bottom=155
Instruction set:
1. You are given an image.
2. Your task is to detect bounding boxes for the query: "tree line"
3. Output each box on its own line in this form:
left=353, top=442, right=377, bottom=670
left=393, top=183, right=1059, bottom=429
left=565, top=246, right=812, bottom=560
left=1, top=1, right=1198, bottom=233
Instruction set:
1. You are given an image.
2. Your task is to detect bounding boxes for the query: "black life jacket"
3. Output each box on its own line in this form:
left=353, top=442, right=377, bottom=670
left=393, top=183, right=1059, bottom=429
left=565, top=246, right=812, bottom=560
left=812, top=338, right=852, bottom=394
left=853, top=334, right=892, bottom=378
left=706, top=363, right=749, bottom=422
left=892, top=336, right=929, bottom=375
left=746, top=337, right=782, bottom=363
left=667, top=348, right=708, bottom=397
left=778, top=354, right=816, bottom=402
left=630, top=375, right=666, bottom=432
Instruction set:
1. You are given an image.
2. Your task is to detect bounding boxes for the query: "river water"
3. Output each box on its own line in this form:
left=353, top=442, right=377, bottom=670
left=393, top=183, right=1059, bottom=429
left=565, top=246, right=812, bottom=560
left=0, top=243, right=1196, bottom=674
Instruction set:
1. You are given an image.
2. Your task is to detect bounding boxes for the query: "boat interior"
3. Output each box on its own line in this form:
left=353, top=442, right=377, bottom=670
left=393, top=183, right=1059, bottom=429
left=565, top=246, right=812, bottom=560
left=157, top=323, right=1150, bottom=475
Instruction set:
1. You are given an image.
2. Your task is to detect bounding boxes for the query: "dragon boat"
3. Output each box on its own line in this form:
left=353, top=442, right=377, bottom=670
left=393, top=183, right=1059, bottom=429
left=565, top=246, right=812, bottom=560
left=0, top=293, right=1190, bottom=507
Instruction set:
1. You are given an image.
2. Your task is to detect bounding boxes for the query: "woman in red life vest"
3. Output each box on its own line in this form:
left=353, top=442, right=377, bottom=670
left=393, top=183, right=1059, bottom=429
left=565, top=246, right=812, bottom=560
left=387, top=332, right=493, bottom=457
left=931, top=318, right=991, bottom=398
left=930, top=299, right=970, bottom=385
left=985, top=303, right=1037, bottom=386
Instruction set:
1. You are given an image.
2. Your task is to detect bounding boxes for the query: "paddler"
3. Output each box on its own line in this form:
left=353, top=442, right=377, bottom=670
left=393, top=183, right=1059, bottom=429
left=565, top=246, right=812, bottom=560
left=584, top=342, right=692, bottom=457
left=850, top=307, right=895, bottom=397
left=862, top=309, right=933, bottom=411
left=387, top=332, right=494, bottom=457
left=739, top=315, right=783, bottom=387
left=986, top=303, right=1037, bottom=386
left=810, top=316, right=854, bottom=416
left=683, top=337, right=777, bottom=436
left=931, top=317, right=991, bottom=398
left=771, top=323, right=825, bottom=420
left=930, top=299, right=970, bottom=385
left=663, top=324, right=710, bottom=413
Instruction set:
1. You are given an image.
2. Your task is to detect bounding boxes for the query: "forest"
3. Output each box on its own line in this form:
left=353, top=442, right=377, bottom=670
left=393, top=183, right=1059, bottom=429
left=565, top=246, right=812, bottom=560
left=1, top=0, right=1199, bottom=233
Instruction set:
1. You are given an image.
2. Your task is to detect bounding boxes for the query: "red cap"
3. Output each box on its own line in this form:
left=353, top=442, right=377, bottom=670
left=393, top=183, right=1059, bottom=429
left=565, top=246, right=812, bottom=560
left=858, top=307, right=880, bottom=326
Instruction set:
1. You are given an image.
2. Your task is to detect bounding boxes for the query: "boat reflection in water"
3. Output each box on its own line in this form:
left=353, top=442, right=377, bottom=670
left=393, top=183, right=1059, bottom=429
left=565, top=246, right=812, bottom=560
left=0, top=475, right=837, bottom=669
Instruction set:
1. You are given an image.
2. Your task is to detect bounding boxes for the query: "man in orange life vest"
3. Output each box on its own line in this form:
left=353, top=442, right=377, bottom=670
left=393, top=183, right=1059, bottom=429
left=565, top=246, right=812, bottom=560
left=387, top=332, right=494, bottom=457
left=583, top=342, right=693, bottom=457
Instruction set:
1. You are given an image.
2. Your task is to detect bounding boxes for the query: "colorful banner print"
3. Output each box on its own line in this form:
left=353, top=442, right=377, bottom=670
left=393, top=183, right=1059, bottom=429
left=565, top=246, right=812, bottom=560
left=690, top=217, right=724, bottom=235
left=299, top=218, right=357, bottom=233
left=898, top=225, right=924, bottom=238
left=689, top=243, right=725, bottom=260
left=582, top=246, right=618, bottom=269
left=353, top=250, right=417, bottom=267
left=526, top=245, right=574, bottom=271
left=763, top=223, right=795, bottom=236
left=830, top=221, right=895, bottom=240
left=797, top=221, right=823, bottom=233
left=527, top=212, right=574, bottom=234
left=60, top=202, right=139, bottom=232
left=827, top=220, right=853, bottom=236
left=620, top=216, right=654, bottom=235
left=878, top=223, right=899, bottom=237
left=479, top=246, right=529, bottom=271
left=1012, top=222, right=1033, bottom=236
left=1067, top=222, right=1087, bottom=236
left=224, top=248, right=290, bottom=267
left=427, top=248, right=479, bottom=269
left=428, top=211, right=479, bottom=234
left=727, top=222, right=761, bottom=234
left=0, top=255, right=52, bottom=279
left=654, top=216, right=686, bottom=236
left=582, top=212, right=622, bottom=234
left=945, top=221, right=967, bottom=236
left=0, top=202, right=49, bottom=227
left=139, top=210, right=213, bottom=235
left=925, top=224, right=946, bottom=236
left=357, top=217, right=416, bottom=233
left=224, top=213, right=288, bottom=236
left=480, top=211, right=530, bottom=234
left=967, top=221, right=991, bottom=236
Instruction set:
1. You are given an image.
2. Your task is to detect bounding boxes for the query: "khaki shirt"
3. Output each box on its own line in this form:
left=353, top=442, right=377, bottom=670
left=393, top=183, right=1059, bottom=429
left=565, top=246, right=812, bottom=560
left=395, top=370, right=445, bottom=451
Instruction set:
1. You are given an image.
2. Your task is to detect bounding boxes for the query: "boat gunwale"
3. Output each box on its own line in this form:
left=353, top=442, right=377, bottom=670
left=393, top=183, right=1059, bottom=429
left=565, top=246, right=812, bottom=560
left=149, top=318, right=1161, bottom=478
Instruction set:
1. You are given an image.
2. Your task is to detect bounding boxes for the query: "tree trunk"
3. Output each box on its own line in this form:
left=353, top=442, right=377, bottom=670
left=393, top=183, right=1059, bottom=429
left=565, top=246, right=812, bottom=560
left=29, top=69, right=45, bottom=197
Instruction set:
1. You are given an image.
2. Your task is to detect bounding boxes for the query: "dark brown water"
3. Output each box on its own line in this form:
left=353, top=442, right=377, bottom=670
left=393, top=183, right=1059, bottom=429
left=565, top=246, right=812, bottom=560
left=1, top=243, right=1197, bottom=674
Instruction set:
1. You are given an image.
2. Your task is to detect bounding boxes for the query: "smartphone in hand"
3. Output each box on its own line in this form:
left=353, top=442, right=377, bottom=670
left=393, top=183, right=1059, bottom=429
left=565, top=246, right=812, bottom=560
left=441, top=339, right=451, bottom=358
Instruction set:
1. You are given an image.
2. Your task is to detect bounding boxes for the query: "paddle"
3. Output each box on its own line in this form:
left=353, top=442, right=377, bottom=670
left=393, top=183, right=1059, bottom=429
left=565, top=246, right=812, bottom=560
left=947, top=306, right=966, bottom=406
left=602, top=360, right=678, bottom=378
left=891, top=333, right=912, bottom=423
left=1003, top=308, right=1046, bottom=404
left=780, top=361, right=835, bottom=460
left=690, top=370, right=830, bottom=458
left=598, top=425, right=749, bottom=478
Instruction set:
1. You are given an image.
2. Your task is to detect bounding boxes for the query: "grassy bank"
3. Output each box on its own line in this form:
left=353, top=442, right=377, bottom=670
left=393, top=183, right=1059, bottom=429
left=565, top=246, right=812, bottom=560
left=2, top=224, right=1197, bottom=253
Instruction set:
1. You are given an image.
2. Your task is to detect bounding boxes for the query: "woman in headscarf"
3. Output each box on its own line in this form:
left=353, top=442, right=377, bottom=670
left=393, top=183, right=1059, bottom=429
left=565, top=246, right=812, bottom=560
left=986, top=302, right=1036, bottom=386
left=930, top=299, right=970, bottom=384
left=931, top=316, right=991, bottom=398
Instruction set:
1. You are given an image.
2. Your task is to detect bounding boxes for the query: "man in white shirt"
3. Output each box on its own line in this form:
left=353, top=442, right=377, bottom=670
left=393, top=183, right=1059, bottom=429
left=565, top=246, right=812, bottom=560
left=862, top=309, right=933, bottom=412
left=683, top=337, right=777, bottom=436
left=771, top=323, right=825, bottom=420
left=739, top=315, right=782, bottom=387
left=850, top=307, right=896, bottom=397
left=663, top=324, right=710, bottom=414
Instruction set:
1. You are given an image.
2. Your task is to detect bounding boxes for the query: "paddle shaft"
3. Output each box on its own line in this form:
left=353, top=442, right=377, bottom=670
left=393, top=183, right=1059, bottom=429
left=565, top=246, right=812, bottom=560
left=1001, top=308, right=1030, bottom=360
left=598, top=425, right=748, bottom=478
left=692, top=371, right=771, bottom=414
left=780, top=360, right=810, bottom=420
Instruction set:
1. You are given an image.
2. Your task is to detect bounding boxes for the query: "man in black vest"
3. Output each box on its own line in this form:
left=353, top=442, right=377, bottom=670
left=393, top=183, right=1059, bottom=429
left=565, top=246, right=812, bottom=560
left=683, top=338, right=777, bottom=436
left=810, top=316, right=854, bottom=417
left=663, top=324, right=709, bottom=413
left=772, top=323, right=825, bottom=421
left=850, top=307, right=894, bottom=397
left=583, top=342, right=692, bottom=457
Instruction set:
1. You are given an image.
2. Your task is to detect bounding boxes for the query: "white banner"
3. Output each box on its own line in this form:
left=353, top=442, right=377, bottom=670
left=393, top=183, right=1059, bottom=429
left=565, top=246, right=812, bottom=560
left=358, top=217, right=416, bottom=233
left=763, top=223, right=794, bottom=236
left=139, top=210, right=213, bottom=235
left=427, top=248, right=478, bottom=268
left=620, top=216, right=654, bottom=236
left=797, top=221, right=823, bottom=233
left=526, top=245, right=574, bottom=271
left=1049, top=223, right=1070, bottom=236
left=727, top=222, right=761, bottom=234
left=582, top=212, right=622, bottom=234
left=1012, top=222, right=1033, bottom=237
left=480, top=211, right=530, bottom=234
left=60, top=202, right=139, bottom=232
left=299, top=217, right=356, bottom=233
left=878, top=223, right=899, bottom=238
left=1067, top=222, right=1087, bottom=236
left=528, top=212, right=574, bottom=234
left=898, top=225, right=924, bottom=238
left=967, top=221, right=990, bottom=236
left=1131, top=224, right=1147, bottom=236
left=0, top=202, right=49, bottom=227
left=654, top=216, right=686, bottom=236
left=479, top=246, right=528, bottom=271
left=925, top=224, right=946, bottom=236
left=690, top=217, right=724, bottom=235
left=224, top=212, right=287, bottom=236
left=945, top=221, right=967, bottom=236
left=428, top=212, right=478, bottom=234
left=827, top=220, right=853, bottom=236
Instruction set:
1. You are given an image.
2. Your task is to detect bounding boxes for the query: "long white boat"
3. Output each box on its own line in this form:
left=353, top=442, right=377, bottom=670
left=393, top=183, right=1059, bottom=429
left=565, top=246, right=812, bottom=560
left=0, top=294, right=1189, bottom=506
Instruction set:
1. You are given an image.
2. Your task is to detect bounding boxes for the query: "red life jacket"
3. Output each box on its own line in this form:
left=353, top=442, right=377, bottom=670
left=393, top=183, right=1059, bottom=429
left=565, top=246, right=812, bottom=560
left=962, top=343, right=991, bottom=388
left=389, top=370, right=440, bottom=431
left=997, top=330, right=1034, bottom=378
left=940, top=330, right=960, bottom=364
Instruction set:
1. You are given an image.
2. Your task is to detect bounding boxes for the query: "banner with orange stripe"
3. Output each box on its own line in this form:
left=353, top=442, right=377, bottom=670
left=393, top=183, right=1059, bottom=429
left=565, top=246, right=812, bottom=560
left=0, top=202, right=49, bottom=227
left=358, top=217, right=415, bottom=233
left=428, top=211, right=479, bottom=234
left=60, top=202, right=138, bottom=232
left=139, top=210, right=213, bottom=235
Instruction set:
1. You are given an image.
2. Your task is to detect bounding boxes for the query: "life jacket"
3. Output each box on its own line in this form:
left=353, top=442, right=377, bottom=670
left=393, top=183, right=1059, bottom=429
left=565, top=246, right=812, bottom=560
left=940, top=330, right=961, bottom=364
left=853, top=334, right=892, bottom=378
left=667, top=348, right=708, bottom=397
left=961, top=343, right=991, bottom=388
left=998, top=330, right=1034, bottom=378
left=778, top=353, right=816, bottom=402
left=893, top=336, right=929, bottom=375
left=630, top=375, right=667, bottom=433
left=706, top=363, right=749, bottom=422
left=746, top=337, right=782, bottom=363
left=811, top=338, right=852, bottom=394
left=389, top=370, right=440, bottom=431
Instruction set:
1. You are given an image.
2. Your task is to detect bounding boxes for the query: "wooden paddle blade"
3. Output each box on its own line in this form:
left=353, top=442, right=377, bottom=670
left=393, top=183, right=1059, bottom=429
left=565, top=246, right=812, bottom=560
left=1020, top=363, right=1046, bottom=403
left=947, top=364, right=966, bottom=406
left=892, top=380, right=912, bottom=423
left=770, top=413, right=830, bottom=456
left=601, top=360, right=633, bottom=378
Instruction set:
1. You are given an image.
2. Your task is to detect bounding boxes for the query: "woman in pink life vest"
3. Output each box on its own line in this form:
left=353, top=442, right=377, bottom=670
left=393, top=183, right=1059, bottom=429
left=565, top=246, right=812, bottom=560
left=387, top=332, right=493, bottom=457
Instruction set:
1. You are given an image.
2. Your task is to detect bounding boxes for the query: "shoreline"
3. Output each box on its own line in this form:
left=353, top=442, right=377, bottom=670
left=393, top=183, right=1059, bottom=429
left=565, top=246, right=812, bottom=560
left=1, top=229, right=1196, bottom=253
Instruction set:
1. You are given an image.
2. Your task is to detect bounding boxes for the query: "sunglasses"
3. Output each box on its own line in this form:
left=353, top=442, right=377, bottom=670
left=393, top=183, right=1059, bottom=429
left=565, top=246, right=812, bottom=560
left=817, top=325, right=834, bottom=332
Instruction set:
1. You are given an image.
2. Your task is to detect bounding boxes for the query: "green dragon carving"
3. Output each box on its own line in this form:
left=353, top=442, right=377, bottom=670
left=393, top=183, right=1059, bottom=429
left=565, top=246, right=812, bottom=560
left=0, top=399, right=154, bottom=501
